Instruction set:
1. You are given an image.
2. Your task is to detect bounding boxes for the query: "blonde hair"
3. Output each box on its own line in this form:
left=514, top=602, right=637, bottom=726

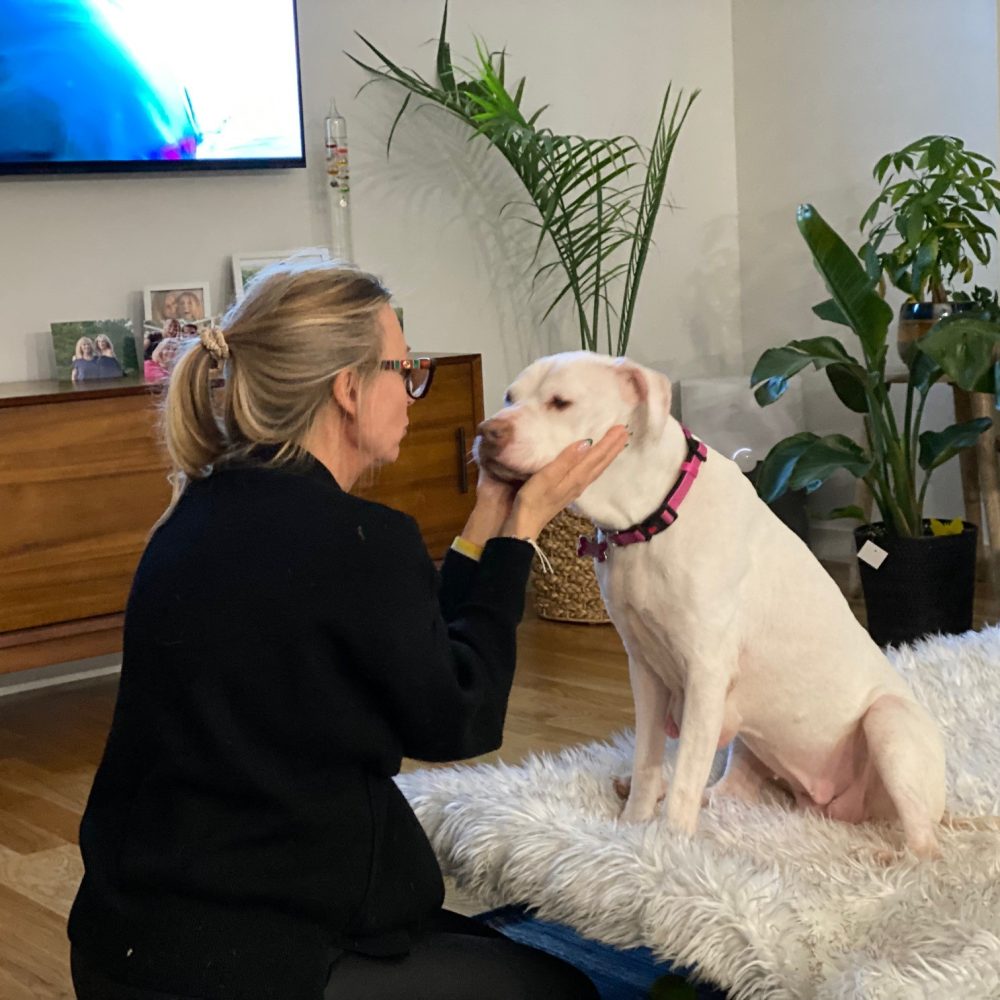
left=158, top=259, right=391, bottom=526
left=94, top=333, right=116, bottom=355
left=73, top=336, right=95, bottom=360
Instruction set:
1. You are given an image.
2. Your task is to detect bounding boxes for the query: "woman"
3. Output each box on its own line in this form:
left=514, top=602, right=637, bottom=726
left=70, top=336, right=98, bottom=382
left=93, top=333, right=124, bottom=378
left=68, top=260, right=627, bottom=1000
left=146, top=335, right=181, bottom=381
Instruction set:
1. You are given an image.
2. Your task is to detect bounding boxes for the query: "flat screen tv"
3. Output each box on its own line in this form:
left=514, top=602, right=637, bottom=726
left=0, top=0, right=305, bottom=174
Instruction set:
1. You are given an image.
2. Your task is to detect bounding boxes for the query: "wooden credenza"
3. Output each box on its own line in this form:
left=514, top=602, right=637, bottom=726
left=0, top=353, right=484, bottom=675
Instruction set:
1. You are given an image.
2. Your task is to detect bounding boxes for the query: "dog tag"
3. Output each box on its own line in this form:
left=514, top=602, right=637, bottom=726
left=857, top=540, right=889, bottom=570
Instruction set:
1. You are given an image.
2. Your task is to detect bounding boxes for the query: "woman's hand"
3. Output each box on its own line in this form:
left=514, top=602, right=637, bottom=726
left=501, top=425, right=629, bottom=539
left=458, top=468, right=522, bottom=549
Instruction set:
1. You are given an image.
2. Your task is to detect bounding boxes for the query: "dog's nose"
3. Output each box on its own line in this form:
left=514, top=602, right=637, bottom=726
left=477, top=418, right=512, bottom=447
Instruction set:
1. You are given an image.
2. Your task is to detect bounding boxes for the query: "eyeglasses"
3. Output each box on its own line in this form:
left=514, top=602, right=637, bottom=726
left=380, top=356, right=436, bottom=399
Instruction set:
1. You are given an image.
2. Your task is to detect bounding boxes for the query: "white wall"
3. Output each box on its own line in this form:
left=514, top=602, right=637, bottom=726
left=0, top=0, right=742, bottom=414
left=732, top=0, right=1000, bottom=557
left=4, top=0, right=1000, bottom=560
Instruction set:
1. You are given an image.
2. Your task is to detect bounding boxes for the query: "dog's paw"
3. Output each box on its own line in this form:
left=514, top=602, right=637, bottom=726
left=849, top=841, right=937, bottom=866
left=871, top=846, right=899, bottom=867
left=612, top=775, right=666, bottom=805
left=620, top=801, right=656, bottom=824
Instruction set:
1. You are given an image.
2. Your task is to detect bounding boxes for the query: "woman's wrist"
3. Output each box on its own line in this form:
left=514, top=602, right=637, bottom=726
left=500, top=507, right=543, bottom=541
left=460, top=500, right=511, bottom=548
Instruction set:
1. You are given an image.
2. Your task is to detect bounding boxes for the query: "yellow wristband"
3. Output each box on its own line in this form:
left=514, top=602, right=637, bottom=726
left=451, top=535, right=484, bottom=562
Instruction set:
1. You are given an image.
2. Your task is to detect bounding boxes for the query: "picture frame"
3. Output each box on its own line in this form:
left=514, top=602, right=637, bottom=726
left=231, top=247, right=330, bottom=301
left=50, top=318, right=139, bottom=383
left=143, top=281, right=211, bottom=326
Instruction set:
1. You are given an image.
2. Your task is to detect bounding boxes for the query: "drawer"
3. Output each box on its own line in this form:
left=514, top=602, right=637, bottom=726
left=0, top=393, right=171, bottom=632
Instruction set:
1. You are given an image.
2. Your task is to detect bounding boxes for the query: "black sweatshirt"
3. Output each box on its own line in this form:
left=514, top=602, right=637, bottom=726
left=67, top=453, right=535, bottom=1000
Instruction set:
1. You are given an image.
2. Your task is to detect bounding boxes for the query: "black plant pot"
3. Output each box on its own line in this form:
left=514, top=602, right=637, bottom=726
left=853, top=521, right=977, bottom=648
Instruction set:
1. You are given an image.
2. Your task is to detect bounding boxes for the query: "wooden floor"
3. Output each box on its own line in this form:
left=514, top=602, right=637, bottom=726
left=1, top=567, right=997, bottom=998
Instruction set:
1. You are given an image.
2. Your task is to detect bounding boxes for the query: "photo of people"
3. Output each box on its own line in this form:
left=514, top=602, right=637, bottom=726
left=50, top=318, right=138, bottom=382
left=142, top=317, right=198, bottom=382
left=231, top=248, right=328, bottom=301
left=143, top=283, right=211, bottom=326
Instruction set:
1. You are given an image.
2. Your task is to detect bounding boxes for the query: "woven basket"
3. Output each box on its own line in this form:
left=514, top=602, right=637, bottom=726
left=531, top=509, right=610, bottom=624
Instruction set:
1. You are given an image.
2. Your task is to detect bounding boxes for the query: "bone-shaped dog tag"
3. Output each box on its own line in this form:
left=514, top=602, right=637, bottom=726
left=857, top=540, right=889, bottom=570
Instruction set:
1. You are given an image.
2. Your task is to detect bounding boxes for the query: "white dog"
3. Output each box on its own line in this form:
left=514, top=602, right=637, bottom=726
left=476, top=351, right=946, bottom=859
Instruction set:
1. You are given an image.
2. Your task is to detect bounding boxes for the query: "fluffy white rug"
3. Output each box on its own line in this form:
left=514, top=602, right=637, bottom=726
left=396, top=627, right=1000, bottom=999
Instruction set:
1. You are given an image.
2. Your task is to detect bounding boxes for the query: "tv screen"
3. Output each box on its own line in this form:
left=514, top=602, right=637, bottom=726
left=0, top=0, right=305, bottom=173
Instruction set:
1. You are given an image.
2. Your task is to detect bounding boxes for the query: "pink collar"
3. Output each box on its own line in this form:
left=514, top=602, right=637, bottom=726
left=577, top=426, right=707, bottom=563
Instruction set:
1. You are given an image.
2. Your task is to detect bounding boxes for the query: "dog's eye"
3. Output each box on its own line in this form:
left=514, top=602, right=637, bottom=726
left=503, top=391, right=513, bottom=405
left=547, top=396, right=572, bottom=411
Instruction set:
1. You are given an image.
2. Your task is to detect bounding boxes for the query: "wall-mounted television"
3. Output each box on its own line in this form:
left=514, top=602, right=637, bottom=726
left=0, top=0, right=306, bottom=174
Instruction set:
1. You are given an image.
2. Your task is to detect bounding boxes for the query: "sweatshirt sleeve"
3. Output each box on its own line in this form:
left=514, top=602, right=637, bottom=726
left=437, top=546, right=480, bottom=622
left=335, top=510, right=535, bottom=763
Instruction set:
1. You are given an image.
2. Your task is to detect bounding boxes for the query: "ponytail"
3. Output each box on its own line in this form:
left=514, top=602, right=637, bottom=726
left=153, top=260, right=391, bottom=530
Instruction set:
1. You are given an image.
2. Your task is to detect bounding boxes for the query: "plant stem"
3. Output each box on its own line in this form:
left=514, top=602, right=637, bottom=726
left=903, top=378, right=915, bottom=483
left=918, top=470, right=932, bottom=509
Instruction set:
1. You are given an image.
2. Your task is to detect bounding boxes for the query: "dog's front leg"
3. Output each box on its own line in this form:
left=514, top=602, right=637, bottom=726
left=621, top=656, right=670, bottom=824
left=665, top=668, right=728, bottom=836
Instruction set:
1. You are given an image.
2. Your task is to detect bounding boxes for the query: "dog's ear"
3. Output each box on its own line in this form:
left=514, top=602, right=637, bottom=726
left=614, top=360, right=672, bottom=437
left=614, top=360, right=648, bottom=406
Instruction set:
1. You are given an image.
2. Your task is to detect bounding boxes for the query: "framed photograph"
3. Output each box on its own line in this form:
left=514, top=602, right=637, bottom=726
left=231, top=247, right=330, bottom=300
left=50, top=318, right=139, bottom=383
left=143, top=281, right=211, bottom=326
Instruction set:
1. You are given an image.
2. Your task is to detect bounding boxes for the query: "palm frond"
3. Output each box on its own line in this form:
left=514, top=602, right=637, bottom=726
left=349, top=10, right=697, bottom=354
left=618, top=86, right=700, bottom=355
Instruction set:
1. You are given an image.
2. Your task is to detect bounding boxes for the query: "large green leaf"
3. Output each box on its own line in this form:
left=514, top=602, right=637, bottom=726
left=797, top=204, right=893, bottom=361
left=750, top=347, right=816, bottom=386
left=917, top=418, right=993, bottom=471
left=907, top=348, right=943, bottom=396
left=751, top=337, right=866, bottom=408
left=812, top=298, right=850, bottom=326
left=788, top=434, right=872, bottom=491
left=826, top=363, right=868, bottom=412
left=918, top=315, right=1000, bottom=391
left=753, top=374, right=792, bottom=407
left=754, top=432, right=820, bottom=502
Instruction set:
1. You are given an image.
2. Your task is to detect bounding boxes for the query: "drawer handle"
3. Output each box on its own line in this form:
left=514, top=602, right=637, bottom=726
left=457, top=426, right=470, bottom=493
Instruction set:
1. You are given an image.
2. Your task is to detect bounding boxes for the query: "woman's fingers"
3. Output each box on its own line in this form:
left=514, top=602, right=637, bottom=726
left=516, top=425, right=628, bottom=524
left=554, top=425, right=629, bottom=501
left=534, top=425, right=628, bottom=489
left=571, top=425, right=629, bottom=481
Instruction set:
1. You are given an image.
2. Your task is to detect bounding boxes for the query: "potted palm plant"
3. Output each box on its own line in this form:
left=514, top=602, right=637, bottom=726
left=751, top=203, right=999, bottom=647
left=858, top=134, right=1000, bottom=362
left=350, top=4, right=697, bottom=358
left=351, top=4, right=698, bottom=622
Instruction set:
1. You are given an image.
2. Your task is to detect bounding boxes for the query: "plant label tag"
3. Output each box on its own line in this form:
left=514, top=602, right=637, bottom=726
left=857, top=540, right=889, bottom=570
